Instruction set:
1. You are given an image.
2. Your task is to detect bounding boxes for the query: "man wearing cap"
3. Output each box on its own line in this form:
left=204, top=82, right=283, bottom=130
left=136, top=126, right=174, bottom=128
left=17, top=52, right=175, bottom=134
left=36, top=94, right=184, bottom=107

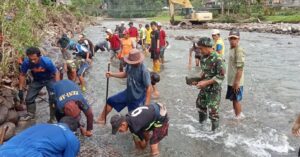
left=157, top=22, right=167, bottom=64
left=110, top=103, right=169, bottom=156
left=53, top=80, right=94, bottom=137
left=188, top=37, right=225, bottom=131
left=128, top=21, right=138, bottom=47
left=106, top=29, right=121, bottom=61
left=226, top=29, right=245, bottom=118
left=149, top=21, right=161, bottom=73
left=212, top=29, right=225, bottom=57
left=0, top=116, right=80, bottom=157
left=97, top=49, right=151, bottom=124
left=118, top=29, right=135, bottom=72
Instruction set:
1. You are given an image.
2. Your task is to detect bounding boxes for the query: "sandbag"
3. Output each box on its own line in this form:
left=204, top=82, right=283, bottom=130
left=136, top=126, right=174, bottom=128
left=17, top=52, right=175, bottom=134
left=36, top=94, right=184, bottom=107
left=0, top=122, right=16, bottom=141
left=6, top=110, right=18, bottom=124
left=0, top=106, right=9, bottom=124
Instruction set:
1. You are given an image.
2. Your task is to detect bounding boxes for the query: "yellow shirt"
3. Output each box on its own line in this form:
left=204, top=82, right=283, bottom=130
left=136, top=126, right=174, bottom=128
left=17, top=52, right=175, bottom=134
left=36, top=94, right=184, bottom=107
left=145, top=28, right=152, bottom=45
left=213, top=38, right=225, bottom=57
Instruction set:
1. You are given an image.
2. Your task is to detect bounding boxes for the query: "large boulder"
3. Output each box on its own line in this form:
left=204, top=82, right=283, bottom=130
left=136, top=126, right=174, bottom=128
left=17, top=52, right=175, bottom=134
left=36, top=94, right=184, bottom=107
left=0, top=122, right=16, bottom=141
left=0, top=105, right=9, bottom=125
left=6, top=110, right=18, bottom=124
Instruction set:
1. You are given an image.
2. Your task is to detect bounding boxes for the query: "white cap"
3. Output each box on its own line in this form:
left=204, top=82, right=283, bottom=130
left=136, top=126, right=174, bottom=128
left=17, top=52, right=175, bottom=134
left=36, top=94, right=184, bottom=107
left=212, top=29, right=220, bottom=35
left=106, top=29, right=113, bottom=34
left=157, top=22, right=162, bottom=26
left=121, top=21, right=125, bottom=24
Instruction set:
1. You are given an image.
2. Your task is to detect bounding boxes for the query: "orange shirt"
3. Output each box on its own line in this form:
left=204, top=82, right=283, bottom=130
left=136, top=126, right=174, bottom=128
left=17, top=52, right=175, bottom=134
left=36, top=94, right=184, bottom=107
left=119, top=38, right=133, bottom=58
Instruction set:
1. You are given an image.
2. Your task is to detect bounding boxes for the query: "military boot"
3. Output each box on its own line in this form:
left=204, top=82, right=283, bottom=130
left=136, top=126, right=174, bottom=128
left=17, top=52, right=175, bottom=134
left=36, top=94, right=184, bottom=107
left=198, top=112, right=207, bottom=124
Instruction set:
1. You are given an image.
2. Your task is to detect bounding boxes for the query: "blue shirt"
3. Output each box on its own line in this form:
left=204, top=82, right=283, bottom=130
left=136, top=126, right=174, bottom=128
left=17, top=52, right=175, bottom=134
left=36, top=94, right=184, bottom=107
left=0, top=123, right=80, bottom=157
left=54, top=80, right=89, bottom=113
left=21, top=56, right=57, bottom=81
left=125, top=63, right=151, bottom=101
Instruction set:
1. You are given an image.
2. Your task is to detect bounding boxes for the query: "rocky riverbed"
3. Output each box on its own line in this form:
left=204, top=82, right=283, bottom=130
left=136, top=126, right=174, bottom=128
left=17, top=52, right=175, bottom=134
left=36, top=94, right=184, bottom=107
left=164, top=22, right=300, bottom=36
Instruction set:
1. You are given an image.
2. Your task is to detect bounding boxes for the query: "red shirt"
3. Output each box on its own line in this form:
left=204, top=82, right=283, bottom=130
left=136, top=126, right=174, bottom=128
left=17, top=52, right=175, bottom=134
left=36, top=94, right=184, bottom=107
left=128, top=27, right=138, bottom=38
left=108, top=34, right=121, bottom=50
left=159, top=29, right=166, bottom=47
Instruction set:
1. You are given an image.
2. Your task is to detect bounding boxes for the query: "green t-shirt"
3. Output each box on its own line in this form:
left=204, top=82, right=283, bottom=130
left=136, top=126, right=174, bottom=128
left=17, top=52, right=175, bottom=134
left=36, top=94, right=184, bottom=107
left=227, top=46, right=245, bottom=86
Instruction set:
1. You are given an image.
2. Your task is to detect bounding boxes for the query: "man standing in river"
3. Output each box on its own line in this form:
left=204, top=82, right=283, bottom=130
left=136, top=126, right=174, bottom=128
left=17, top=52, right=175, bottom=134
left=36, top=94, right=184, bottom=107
left=226, top=29, right=245, bottom=119
left=96, top=49, right=151, bottom=124
left=187, top=37, right=225, bottom=131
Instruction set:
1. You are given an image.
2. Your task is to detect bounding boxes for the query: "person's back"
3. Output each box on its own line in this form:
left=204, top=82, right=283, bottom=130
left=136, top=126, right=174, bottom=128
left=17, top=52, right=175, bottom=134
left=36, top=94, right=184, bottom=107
left=0, top=123, right=80, bottom=157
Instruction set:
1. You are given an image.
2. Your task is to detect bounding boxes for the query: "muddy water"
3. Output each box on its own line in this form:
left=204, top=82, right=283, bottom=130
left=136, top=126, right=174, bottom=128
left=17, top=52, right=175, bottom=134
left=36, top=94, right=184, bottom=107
left=34, top=19, right=300, bottom=157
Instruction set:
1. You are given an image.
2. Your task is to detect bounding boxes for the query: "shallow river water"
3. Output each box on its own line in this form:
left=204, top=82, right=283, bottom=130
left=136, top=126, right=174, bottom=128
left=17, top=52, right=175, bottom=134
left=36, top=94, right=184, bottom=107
left=35, top=19, right=300, bottom=157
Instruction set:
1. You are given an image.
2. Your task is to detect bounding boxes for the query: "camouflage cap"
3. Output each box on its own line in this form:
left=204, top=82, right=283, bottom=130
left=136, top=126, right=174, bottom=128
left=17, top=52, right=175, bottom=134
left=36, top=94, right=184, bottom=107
left=197, top=37, right=214, bottom=47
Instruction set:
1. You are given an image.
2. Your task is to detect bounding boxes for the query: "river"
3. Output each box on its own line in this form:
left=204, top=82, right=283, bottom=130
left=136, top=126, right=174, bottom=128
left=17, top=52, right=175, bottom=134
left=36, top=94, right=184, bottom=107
left=35, top=19, right=300, bottom=157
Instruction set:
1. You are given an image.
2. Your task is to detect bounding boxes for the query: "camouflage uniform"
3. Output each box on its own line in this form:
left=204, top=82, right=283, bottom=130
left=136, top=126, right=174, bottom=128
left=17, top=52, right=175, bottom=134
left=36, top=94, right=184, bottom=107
left=196, top=51, right=225, bottom=128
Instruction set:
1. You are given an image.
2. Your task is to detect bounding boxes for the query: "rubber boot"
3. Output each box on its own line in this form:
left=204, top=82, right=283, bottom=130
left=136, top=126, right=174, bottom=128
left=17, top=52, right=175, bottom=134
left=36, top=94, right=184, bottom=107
left=211, top=120, right=219, bottom=131
left=198, top=112, right=207, bottom=123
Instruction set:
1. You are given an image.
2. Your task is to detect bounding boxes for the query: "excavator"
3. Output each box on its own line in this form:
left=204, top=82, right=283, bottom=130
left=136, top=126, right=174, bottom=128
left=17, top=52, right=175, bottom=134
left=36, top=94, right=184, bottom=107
left=168, top=0, right=213, bottom=26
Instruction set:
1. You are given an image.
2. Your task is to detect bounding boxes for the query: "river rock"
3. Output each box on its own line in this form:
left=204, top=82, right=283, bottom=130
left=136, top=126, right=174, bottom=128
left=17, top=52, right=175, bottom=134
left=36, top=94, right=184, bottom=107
left=0, top=122, right=16, bottom=141
left=6, top=110, right=18, bottom=124
left=0, top=106, right=9, bottom=124
left=0, top=88, right=13, bottom=97
left=3, top=96, right=15, bottom=109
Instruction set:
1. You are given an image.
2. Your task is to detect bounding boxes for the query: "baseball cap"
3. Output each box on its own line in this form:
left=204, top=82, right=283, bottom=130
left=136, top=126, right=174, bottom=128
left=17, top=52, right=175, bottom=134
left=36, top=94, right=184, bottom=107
left=228, top=29, right=240, bottom=38
left=197, top=37, right=214, bottom=47
left=110, top=114, right=126, bottom=135
left=121, top=21, right=125, bottom=24
left=64, top=101, right=81, bottom=119
left=212, top=29, right=220, bottom=35
left=157, top=22, right=162, bottom=26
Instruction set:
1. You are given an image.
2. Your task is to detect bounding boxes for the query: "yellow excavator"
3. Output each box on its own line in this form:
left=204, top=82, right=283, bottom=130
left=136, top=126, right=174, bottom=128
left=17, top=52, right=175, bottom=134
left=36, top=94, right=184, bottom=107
left=168, top=0, right=213, bottom=25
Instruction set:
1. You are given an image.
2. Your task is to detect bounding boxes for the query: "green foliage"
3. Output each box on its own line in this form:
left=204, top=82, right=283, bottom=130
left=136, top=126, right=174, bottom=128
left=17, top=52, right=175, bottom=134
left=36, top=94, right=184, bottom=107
left=107, top=0, right=164, bottom=18
left=70, top=0, right=103, bottom=16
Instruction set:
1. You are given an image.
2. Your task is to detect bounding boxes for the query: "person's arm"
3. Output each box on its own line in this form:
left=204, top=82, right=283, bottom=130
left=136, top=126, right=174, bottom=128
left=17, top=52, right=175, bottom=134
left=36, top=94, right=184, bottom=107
left=197, top=59, right=225, bottom=89
left=145, top=85, right=151, bottom=106
left=216, top=44, right=222, bottom=55
left=292, top=114, right=300, bottom=136
left=233, top=48, right=245, bottom=92
left=84, top=108, right=94, bottom=132
left=188, top=48, right=193, bottom=67
left=54, top=71, right=60, bottom=81
left=107, top=71, right=127, bottom=78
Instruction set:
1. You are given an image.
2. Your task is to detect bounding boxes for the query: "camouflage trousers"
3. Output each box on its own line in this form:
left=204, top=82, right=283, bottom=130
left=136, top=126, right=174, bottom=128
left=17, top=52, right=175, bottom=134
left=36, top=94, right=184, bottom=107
left=196, top=88, right=221, bottom=121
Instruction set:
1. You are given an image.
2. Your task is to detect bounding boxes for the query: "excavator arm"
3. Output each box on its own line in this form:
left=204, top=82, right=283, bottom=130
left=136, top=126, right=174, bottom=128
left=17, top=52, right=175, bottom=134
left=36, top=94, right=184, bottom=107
left=168, top=0, right=193, bottom=24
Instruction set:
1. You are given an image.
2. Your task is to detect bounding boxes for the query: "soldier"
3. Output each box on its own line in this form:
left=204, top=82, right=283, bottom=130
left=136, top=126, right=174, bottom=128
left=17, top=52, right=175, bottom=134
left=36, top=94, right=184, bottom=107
left=187, top=37, right=225, bottom=131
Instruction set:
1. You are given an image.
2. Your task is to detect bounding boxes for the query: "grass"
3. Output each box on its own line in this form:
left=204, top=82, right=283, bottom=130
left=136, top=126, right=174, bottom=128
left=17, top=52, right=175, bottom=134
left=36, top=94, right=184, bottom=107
left=148, top=15, right=184, bottom=22
left=264, top=14, right=300, bottom=23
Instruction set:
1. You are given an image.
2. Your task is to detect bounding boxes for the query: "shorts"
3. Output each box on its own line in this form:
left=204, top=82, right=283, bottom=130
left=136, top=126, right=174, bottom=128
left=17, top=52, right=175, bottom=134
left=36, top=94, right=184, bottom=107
left=107, top=90, right=145, bottom=112
left=77, top=63, right=89, bottom=77
left=150, top=50, right=160, bottom=60
left=226, top=85, right=244, bottom=102
left=150, top=115, right=169, bottom=145
left=159, top=47, right=166, bottom=58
